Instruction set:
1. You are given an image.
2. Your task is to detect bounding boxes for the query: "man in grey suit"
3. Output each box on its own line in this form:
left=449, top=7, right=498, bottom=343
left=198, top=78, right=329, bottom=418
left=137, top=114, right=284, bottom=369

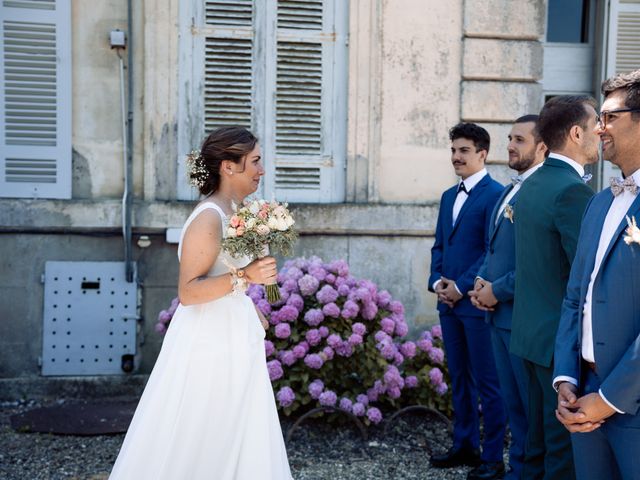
left=554, top=70, right=640, bottom=480
left=470, top=115, right=547, bottom=480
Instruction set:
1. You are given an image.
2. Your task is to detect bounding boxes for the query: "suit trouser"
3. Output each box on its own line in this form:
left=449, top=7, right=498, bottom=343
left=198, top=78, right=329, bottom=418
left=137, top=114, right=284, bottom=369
left=521, top=360, right=574, bottom=480
left=491, top=326, right=528, bottom=479
left=570, top=367, right=640, bottom=480
left=440, top=313, right=506, bottom=462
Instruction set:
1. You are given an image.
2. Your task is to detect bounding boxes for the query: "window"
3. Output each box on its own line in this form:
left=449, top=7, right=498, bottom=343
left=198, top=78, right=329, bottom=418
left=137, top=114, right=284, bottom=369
left=0, top=0, right=71, bottom=199
left=178, top=0, right=348, bottom=203
left=542, top=0, right=596, bottom=96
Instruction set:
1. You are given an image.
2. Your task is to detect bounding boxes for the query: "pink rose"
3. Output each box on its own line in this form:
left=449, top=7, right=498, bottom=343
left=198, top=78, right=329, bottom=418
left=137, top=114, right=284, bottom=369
left=235, top=226, right=245, bottom=236
left=229, top=215, right=241, bottom=228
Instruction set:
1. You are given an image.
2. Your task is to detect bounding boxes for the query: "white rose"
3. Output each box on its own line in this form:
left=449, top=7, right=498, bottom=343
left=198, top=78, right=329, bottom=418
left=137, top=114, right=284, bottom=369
left=249, top=201, right=260, bottom=215
left=245, top=218, right=256, bottom=230
left=276, top=217, right=288, bottom=231
left=285, top=216, right=294, bottom=227
left=273, top=206, right=286, bottom=217
left=267, top=217, right=279, bottom=230
left=226, top=227, right=237, bottom=238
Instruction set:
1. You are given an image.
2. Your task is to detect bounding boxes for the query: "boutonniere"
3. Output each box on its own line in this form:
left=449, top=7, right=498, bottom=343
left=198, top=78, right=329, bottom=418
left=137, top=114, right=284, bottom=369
left=503, top=204, right=514, bottom=223
left=623, top=215, right=640, bottom=245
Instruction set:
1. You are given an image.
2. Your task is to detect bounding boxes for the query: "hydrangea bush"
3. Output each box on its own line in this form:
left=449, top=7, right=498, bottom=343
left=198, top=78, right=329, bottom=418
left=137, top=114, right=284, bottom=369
left=249, top=256, right=452, bottom=424
left=156, top=256, right=452, bottom=424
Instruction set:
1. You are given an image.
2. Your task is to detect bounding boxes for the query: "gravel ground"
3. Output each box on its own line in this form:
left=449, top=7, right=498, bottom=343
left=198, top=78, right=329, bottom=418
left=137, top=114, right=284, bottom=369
left=0, top=399, right=498, bottom=480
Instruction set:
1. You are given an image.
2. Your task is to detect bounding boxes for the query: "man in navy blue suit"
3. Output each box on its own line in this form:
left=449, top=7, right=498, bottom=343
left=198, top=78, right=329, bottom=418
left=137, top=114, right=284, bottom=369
left=469, top=115, right=547, bottom=480
left=554, top=70, right=640, bottom=480
left=429, top=123, right=506, bottom=480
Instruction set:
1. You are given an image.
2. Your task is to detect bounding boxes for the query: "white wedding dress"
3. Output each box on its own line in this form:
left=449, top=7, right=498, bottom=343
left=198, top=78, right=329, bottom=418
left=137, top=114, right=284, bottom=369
left=110, top=202, right=292, bottom=480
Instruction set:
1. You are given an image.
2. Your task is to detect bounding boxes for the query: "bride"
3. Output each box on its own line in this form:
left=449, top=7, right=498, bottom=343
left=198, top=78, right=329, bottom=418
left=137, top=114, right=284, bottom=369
left=110, top=127, right=293, bottom=479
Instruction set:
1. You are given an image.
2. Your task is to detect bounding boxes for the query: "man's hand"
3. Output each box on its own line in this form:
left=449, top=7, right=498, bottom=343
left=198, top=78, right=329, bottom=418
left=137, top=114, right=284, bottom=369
left=435, top=278, right=454, bottom=307
left=440, top=276, right=463, bottom=306
left=555, top=383, right=603, bottom=433
left=574, top=392, right=616, bottom=424
left=468, top=280, right=497, bottom=311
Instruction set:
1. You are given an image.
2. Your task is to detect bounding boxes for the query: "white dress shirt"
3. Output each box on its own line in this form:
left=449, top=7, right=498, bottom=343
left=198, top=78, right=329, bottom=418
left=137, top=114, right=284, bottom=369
left=495, top=162, right=544, bottom=225
left=549, top=152, right=585, bottom=177
left=433, top=168, right=488, bottom=294
left=452, top=168, right=487, bottom=225
left=553, top=168, right=640, bottom=413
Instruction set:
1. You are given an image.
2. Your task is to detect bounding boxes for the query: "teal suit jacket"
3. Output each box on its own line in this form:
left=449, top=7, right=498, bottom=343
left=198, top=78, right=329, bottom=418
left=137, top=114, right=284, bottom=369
left=510, top=156, right=594, bottom=367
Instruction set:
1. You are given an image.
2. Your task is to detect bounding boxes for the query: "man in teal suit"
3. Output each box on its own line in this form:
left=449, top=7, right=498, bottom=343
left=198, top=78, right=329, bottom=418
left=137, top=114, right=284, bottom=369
left=429, top=123, right=506, bottom=480
left=470, top=114, right=547, bottom=479
left=511, top=96, right=599, bottom=479
left=554, top=70, right=640, bottom=480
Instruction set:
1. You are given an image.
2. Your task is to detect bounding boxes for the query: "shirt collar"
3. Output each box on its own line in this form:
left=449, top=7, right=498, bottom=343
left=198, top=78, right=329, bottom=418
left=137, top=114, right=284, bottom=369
left=459, top=168, right=487, bottom=191
left=548, top=152, right=585, bottom=177
left=519, top=162, right=544, bottom=183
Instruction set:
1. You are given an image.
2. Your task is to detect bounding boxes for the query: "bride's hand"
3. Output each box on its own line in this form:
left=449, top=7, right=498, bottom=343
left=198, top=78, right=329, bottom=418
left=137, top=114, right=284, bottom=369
left=244, top=256, right=277, bottom=285
left=254, top=306, right=270, bottom=330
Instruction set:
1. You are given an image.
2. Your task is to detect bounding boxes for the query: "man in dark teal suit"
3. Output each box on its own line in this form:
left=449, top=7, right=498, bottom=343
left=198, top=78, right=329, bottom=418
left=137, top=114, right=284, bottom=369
left=470, top=114, right=547, bottom=480
left=554, top=70, right=640, bottom=480
left=511, top=96, right=599, bottom=480
left=429, top=123, right=505, bottom=480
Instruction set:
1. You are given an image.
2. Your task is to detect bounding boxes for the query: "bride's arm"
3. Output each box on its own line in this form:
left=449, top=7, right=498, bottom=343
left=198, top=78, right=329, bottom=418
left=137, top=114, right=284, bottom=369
left=178, top=210, right=233, bottom=305
left=178, top=210, right=279, bottom=306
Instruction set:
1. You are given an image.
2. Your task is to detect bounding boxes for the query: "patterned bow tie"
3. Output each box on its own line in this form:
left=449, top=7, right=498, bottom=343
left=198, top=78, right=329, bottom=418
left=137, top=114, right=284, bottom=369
left=511, top=175, right=523, bottom=186
left=610, top=177, right=639, bottom=196
left=582, top=173, right=593, bottom=183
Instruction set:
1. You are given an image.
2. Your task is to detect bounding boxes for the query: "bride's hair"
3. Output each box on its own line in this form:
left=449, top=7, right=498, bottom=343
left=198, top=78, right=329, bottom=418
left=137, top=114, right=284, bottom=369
left=194, top=126, right=258, bottom=196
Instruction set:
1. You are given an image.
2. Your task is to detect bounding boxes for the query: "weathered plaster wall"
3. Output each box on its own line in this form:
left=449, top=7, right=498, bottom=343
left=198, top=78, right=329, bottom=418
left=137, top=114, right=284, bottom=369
left=376, top=0, right=463, bottom=203
left=71, top=0, right=145, bottom=199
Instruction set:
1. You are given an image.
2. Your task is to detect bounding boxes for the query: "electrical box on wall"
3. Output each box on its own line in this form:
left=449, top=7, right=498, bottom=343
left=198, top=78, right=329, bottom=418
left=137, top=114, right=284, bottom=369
left=41, top=261, right=140, bottom=376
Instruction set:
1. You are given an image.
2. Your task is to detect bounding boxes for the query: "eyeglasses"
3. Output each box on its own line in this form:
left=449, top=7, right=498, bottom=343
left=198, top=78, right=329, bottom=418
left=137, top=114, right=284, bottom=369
left=596, top=108, right=640, bottom=128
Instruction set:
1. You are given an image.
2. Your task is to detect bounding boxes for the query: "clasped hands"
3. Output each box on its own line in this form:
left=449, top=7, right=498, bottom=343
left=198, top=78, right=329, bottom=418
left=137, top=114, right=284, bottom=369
left=468, top=278, right=498, bottom=311
left=555, top=382, right=616, bottom=433
left=434, top=277, right=463, bottom=307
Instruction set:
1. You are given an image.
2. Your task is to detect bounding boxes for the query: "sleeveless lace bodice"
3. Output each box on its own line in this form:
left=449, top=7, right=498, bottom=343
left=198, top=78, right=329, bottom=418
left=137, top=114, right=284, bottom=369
left=177, top=202, right=251, bottom=276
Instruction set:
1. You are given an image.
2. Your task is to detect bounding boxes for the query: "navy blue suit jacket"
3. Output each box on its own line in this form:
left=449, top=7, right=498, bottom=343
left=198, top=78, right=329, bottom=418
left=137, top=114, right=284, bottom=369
left=555, top=188, right=640, bottom=423
left=429, top=173, right=503, bottom=318
left=477, top=184, right=518, bottom=330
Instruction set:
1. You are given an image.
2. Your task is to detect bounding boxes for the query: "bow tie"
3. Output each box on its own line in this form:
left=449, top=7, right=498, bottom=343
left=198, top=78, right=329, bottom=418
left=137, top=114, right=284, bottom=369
left=457, top=182, right=468, bottom=194
left=511, top=175, right=523, bottom=186
left=582, top=173, right=593, bottom=183
left=610, top=177, right=639, bottom=196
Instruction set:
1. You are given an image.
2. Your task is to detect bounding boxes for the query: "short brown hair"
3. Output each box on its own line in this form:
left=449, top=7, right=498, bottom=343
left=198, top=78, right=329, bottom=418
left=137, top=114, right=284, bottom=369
left=537, top=95, right=597, bottom=151
left=601, top=69, right=640, bottom=122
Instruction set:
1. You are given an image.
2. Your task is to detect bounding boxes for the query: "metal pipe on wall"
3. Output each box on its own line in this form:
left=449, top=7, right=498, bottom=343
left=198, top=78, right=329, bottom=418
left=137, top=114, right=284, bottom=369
left=124, top=0, right=134, bottom=283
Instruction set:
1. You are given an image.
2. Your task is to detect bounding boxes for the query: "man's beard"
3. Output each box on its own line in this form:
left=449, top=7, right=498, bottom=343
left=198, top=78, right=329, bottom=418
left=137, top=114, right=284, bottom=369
left=508, top=151, right=536, bottom=172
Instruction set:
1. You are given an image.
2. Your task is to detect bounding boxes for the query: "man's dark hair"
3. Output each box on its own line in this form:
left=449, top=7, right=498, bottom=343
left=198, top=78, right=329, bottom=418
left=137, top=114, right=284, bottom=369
left=601, top=69, right=640, bottom=122
left=515, top=114, right=542, bottom=143
left=449, top=122, right=490, bottom=153
left=537, top=95, right=597, bottom=151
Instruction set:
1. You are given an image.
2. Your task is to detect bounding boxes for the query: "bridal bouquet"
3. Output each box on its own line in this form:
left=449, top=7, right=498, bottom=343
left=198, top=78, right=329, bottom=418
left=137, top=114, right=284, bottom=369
left=222, top=199, right=298, bottom=302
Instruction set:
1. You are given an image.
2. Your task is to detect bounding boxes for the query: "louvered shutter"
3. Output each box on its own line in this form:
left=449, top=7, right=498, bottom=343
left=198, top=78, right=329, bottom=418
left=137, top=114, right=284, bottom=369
left=267, top=0, right=347, bottom=203
left=602, top=0, right=640, bottom=183
left=1, top=0, right=71, bottom=199
left=606, top=0, right=640, bottom=75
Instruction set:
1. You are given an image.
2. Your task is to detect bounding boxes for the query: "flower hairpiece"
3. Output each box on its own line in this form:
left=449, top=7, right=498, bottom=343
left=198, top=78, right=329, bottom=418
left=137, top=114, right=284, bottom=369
left=186, top=150, right=207, bottom=189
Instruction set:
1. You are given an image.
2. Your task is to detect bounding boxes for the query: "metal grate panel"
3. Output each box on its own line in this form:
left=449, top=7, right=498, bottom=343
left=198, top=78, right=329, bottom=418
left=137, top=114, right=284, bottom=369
left=42, top=261, right=139, bottom=376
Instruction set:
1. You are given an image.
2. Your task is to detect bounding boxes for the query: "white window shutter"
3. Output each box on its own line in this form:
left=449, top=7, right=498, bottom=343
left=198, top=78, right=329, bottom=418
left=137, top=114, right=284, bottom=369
left=265, top=0, right=347, bottom=203
left=606, top=0, right=640, bottom=75
left=602, top=0, right=640, bottom=183
left=177, top=0, right=255, bottom=200
left=1, top=0, right=71, bottom=199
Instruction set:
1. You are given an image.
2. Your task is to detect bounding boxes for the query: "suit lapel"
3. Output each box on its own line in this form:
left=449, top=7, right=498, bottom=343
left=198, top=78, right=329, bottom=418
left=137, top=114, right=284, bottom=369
left=545, top=156, right=583, bottom=180
left=598, top=191, right=640, bottom=273
left=450, top=174, right=490, bottom=240
left=489, top=185, right=514, bottom=245
left=579, top=193, right=613, bottom=300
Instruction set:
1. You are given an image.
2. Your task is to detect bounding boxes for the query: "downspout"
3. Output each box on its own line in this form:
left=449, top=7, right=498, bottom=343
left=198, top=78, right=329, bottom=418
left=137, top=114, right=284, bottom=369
left=124, top=0, right=134, bottom=282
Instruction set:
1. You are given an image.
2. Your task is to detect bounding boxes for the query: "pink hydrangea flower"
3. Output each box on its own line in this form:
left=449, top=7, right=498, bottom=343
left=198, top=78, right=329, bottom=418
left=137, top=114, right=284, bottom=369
left=348, top=333, right=363, bottom=346
left=400, top=341, right=417, bottom=358
left=298, top=274, right=320, bottom=297
left=380, top=317, right=395, bottom=335
left=275, top=323, right=291, bottom=339
left=352, top=322, right=366, bottom=336
left=366, top=407, right=383, bottom=424
left=305, top=328, right=322, bottom=346
left=276, top=386, right=296, bottom=407
left=322, top=302, right=339, bottom=318
left=319, top=390, right=337, bottom=407
left=309, top=379, right=324, bottom=399
left=318, top=326, right=329, bottom=337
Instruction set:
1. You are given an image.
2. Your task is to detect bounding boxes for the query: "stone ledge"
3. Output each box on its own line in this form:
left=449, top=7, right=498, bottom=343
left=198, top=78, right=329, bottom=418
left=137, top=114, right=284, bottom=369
left=0, top=200, right=441, bottom=236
